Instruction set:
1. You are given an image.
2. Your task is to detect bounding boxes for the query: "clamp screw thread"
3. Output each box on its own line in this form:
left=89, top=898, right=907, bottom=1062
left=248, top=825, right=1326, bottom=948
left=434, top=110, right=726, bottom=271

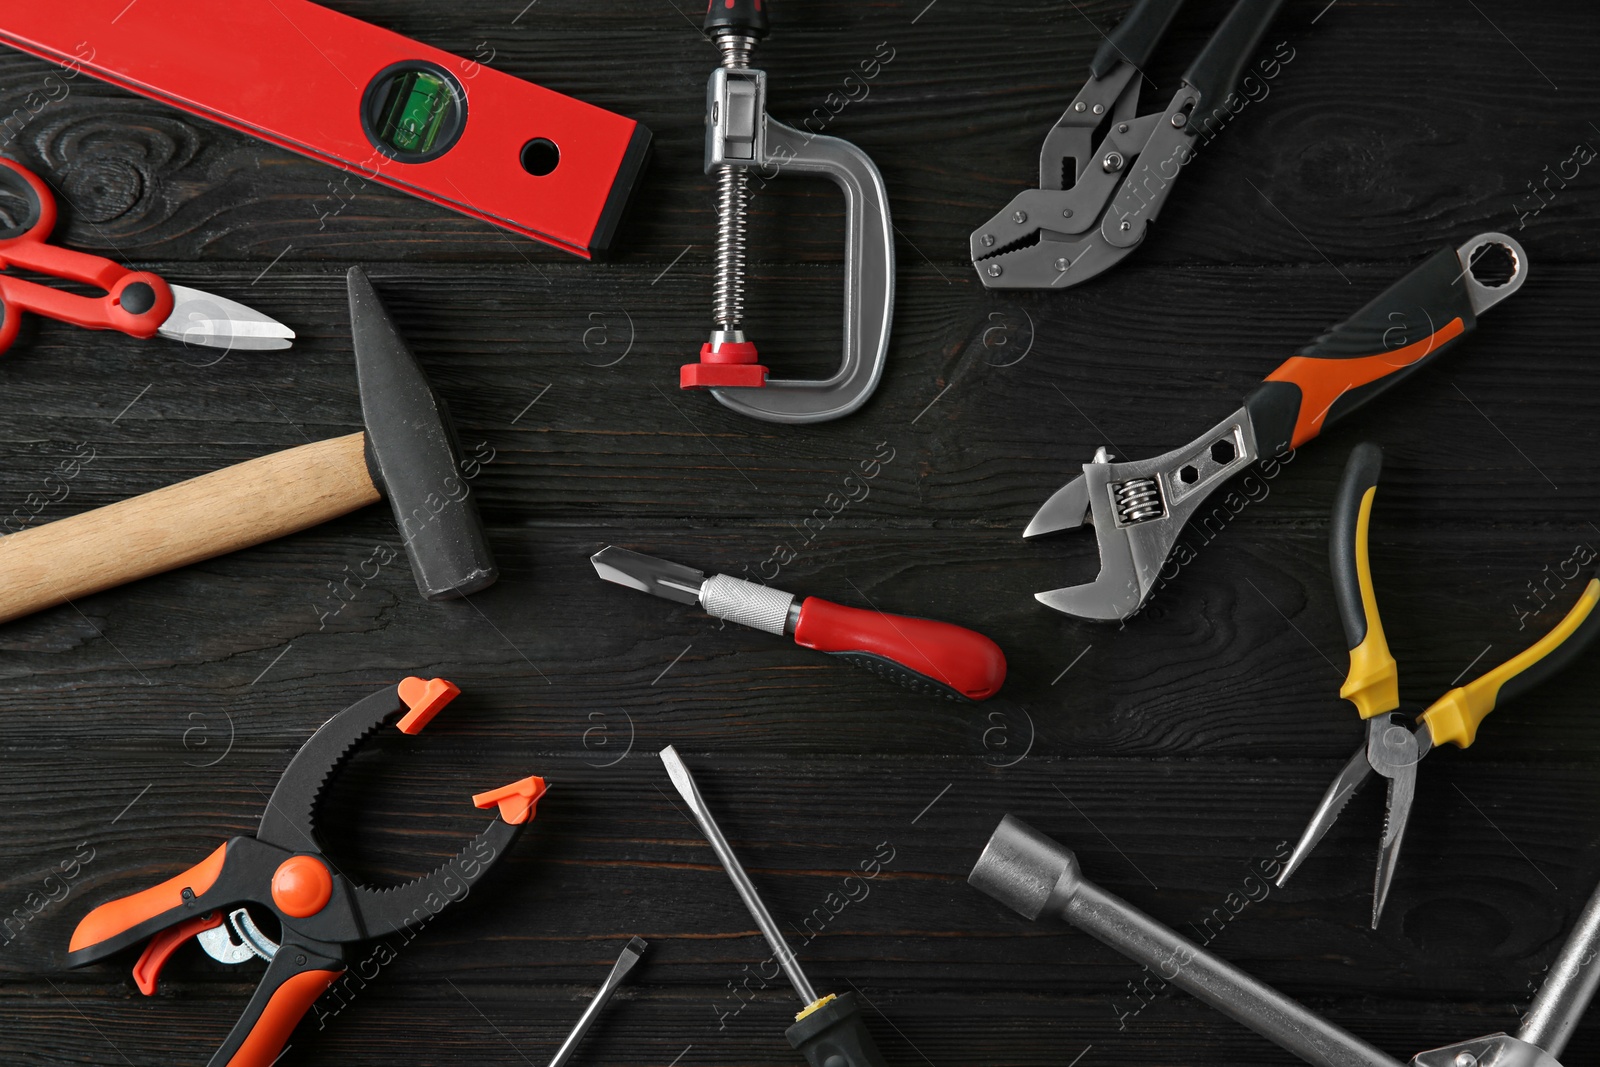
left=710, top=33, right=757, bottom=331
left=713, top=167, right=750, bottom=328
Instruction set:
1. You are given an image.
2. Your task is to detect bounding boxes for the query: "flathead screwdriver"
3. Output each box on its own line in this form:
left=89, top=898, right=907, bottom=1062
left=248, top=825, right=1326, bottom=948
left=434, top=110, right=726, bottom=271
left=660, top=746, right=891, bottom=1067
left=546, top=937, right=648, bottom=1067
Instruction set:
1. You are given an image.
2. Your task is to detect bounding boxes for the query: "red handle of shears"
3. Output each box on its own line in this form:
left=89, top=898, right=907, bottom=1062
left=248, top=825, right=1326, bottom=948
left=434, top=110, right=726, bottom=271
left=0, top=158, right=173, bottom=353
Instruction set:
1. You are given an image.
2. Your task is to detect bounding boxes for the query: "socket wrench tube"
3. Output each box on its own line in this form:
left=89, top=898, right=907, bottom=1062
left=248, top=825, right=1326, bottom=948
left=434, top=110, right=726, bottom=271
left=1520, top=879, right=1600, bottom=1059
left=970, top=815, right=1403, bottom=1067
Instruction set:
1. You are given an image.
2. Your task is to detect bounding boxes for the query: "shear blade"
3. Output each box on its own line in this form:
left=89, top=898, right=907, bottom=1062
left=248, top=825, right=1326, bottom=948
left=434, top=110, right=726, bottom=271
left=159, top=285, right=295, bottom=351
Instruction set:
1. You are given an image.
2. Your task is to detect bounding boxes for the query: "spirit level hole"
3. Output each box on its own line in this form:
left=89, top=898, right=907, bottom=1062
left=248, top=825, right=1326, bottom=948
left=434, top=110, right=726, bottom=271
left=520, top=139, right=561, bottom=177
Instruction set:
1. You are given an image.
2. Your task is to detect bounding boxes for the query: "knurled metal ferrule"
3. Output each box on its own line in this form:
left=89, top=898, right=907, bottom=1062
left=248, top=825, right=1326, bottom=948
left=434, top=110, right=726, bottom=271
left=701, top=574, right=795, bottom=636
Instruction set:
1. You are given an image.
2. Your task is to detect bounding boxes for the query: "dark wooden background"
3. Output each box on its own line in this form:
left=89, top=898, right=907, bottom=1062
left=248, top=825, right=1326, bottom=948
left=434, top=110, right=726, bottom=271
left=1, top=1, right=1598, bottom=1064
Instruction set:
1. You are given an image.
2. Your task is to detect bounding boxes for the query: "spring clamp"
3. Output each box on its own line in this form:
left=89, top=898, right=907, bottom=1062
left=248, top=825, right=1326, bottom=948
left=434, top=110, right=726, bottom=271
left=680, top=0, right=895, bottom=424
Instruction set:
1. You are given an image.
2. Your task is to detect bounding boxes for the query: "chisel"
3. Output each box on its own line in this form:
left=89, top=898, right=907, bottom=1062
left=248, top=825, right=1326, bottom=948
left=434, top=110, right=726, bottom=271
left=660, top=746, right=891, bottom=1067
left=593, top=547, right=1006, bottom=700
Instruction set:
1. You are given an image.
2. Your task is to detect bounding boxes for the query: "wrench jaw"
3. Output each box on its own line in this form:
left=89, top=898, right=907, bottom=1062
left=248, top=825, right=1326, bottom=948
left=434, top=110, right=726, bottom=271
left=1029, top=407, right=1260, bottom=621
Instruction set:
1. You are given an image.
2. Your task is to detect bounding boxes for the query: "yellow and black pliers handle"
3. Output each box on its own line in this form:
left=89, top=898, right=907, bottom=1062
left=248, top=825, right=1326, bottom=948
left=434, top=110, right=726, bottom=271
left=1420, top=568, right=1600, bottom=749
left=1328, top=441, right=1399, bottom=719
left=1279, top=443, right=1411, bottom=905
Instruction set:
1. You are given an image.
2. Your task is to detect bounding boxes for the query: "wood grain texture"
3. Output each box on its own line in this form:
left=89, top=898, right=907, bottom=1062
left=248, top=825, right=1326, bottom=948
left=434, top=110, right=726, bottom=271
left=0, top=431, right=377, bottom=623
left=0, top=1, right=1598, bottom=1065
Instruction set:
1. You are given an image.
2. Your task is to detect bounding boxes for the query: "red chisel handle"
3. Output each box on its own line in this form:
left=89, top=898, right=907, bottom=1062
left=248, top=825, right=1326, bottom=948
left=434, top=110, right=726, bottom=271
left=791, top=597, right=1007, bottom=701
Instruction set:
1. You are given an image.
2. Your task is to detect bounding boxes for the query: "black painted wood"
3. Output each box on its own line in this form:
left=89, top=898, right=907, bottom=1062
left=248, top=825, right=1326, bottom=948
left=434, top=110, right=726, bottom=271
left=1, top=1, right=1598, bottom=1065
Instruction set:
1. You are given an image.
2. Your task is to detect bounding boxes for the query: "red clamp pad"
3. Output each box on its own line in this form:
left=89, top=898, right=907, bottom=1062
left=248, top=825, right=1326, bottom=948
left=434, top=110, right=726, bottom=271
left=473, top=776, right=547, bottom=825
left=0, top=1, right=651, bottom=259
left=396, top=677, right=460, bottom=734
left=682, top=340, right=768, bottom=389
left=131, top=910, right=223, bottom=996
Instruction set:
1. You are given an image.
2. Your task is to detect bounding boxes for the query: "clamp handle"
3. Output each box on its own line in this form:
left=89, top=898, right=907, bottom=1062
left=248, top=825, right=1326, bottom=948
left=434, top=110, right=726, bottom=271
left=1244, top=233, right=1527, bottom=456
left=1328, top=443, right=1398, bottom=719
left=207, top=943, right=344, bottom=1067
left=1421, top=571, right=1600, bottom=749
left=68, top=843, right=232, bottom=962
left=704, top=0, right=769, bottom=37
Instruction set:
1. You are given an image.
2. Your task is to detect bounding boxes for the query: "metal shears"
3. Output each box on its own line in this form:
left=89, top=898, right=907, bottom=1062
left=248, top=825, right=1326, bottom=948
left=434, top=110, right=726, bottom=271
left=1278, top=443, right=1600, bottom=927
left=0, top=157, right=293, bottom=354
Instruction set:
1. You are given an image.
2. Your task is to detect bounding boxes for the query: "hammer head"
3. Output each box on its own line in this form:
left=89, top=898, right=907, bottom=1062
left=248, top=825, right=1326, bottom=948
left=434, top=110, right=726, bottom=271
left=348, top=267, right=497, bottom=600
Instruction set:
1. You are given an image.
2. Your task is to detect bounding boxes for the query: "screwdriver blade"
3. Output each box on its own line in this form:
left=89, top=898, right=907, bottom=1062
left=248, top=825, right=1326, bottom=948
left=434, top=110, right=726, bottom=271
left=591, top=547, right=706, bottom=606
left=659, top=746, right=819, bottom=1007
left=546, top=936, right=649, bottom=1067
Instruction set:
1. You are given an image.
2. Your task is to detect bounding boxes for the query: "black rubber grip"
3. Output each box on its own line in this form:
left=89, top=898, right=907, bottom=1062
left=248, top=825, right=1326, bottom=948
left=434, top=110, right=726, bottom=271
left=787, top=993, right=890, bottom=1067
left=1091, top=0, right=1186, bottom=79
left=1298, top=245, right=1478, bottom=362
left=828, top=650, right=970, bottom=702
left=1497, top=570, right=1600, bottom=708
left=1329, top=443, right=1383, bottom=651
left=1243, top=242, right=1483, bottom=457
left=1183, top=0, right=1286, bottom=105
left=704, top=0, right=769, bottom=38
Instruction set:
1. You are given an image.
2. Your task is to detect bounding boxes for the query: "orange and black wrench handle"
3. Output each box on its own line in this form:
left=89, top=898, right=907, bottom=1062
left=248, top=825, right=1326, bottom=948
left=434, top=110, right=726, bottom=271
left=1244, top=233, right=1526, bottom=457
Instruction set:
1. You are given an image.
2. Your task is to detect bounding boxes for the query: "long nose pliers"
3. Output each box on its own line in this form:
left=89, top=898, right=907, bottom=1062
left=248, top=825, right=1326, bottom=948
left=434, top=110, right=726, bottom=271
left=64, top=677, right=547, bottom=1067
left=1277, top=444, right=1600, bottom=928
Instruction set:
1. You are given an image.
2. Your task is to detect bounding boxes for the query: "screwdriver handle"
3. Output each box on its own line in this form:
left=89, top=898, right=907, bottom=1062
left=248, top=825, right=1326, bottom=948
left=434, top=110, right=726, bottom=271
left=791, top=597, right=1007, bottom=701
left=1421, top=571, right=1600, bottom=749
left=1328, top=443, right=1398, bottom=719
left=786, top=993, right=890, bottom=1067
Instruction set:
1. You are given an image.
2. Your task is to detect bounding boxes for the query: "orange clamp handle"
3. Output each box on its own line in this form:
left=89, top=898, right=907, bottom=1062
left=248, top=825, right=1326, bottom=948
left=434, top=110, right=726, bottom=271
left=131, top=910, right=224, bottom=995
left=221, top=968, right=342, bottom=1067
left=69, top=843, right=228, bottom=955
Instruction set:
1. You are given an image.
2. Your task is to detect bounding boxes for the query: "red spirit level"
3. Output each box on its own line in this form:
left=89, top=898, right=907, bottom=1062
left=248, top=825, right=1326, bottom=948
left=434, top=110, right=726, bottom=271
left=0, top=1, right=651, bottom=259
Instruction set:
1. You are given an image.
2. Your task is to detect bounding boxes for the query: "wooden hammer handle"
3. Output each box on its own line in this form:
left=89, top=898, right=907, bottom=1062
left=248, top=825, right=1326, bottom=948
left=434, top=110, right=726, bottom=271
left=0, top=432, right=380, bottom=625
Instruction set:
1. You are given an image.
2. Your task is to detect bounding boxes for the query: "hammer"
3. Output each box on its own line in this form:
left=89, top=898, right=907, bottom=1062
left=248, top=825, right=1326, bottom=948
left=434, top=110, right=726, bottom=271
left=0, top=267, right=497, bottom=625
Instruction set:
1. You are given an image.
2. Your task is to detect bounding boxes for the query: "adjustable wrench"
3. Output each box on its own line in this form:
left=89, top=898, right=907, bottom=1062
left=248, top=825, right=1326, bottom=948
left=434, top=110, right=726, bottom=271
left=1026, top=233, right=1528, bottom=621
